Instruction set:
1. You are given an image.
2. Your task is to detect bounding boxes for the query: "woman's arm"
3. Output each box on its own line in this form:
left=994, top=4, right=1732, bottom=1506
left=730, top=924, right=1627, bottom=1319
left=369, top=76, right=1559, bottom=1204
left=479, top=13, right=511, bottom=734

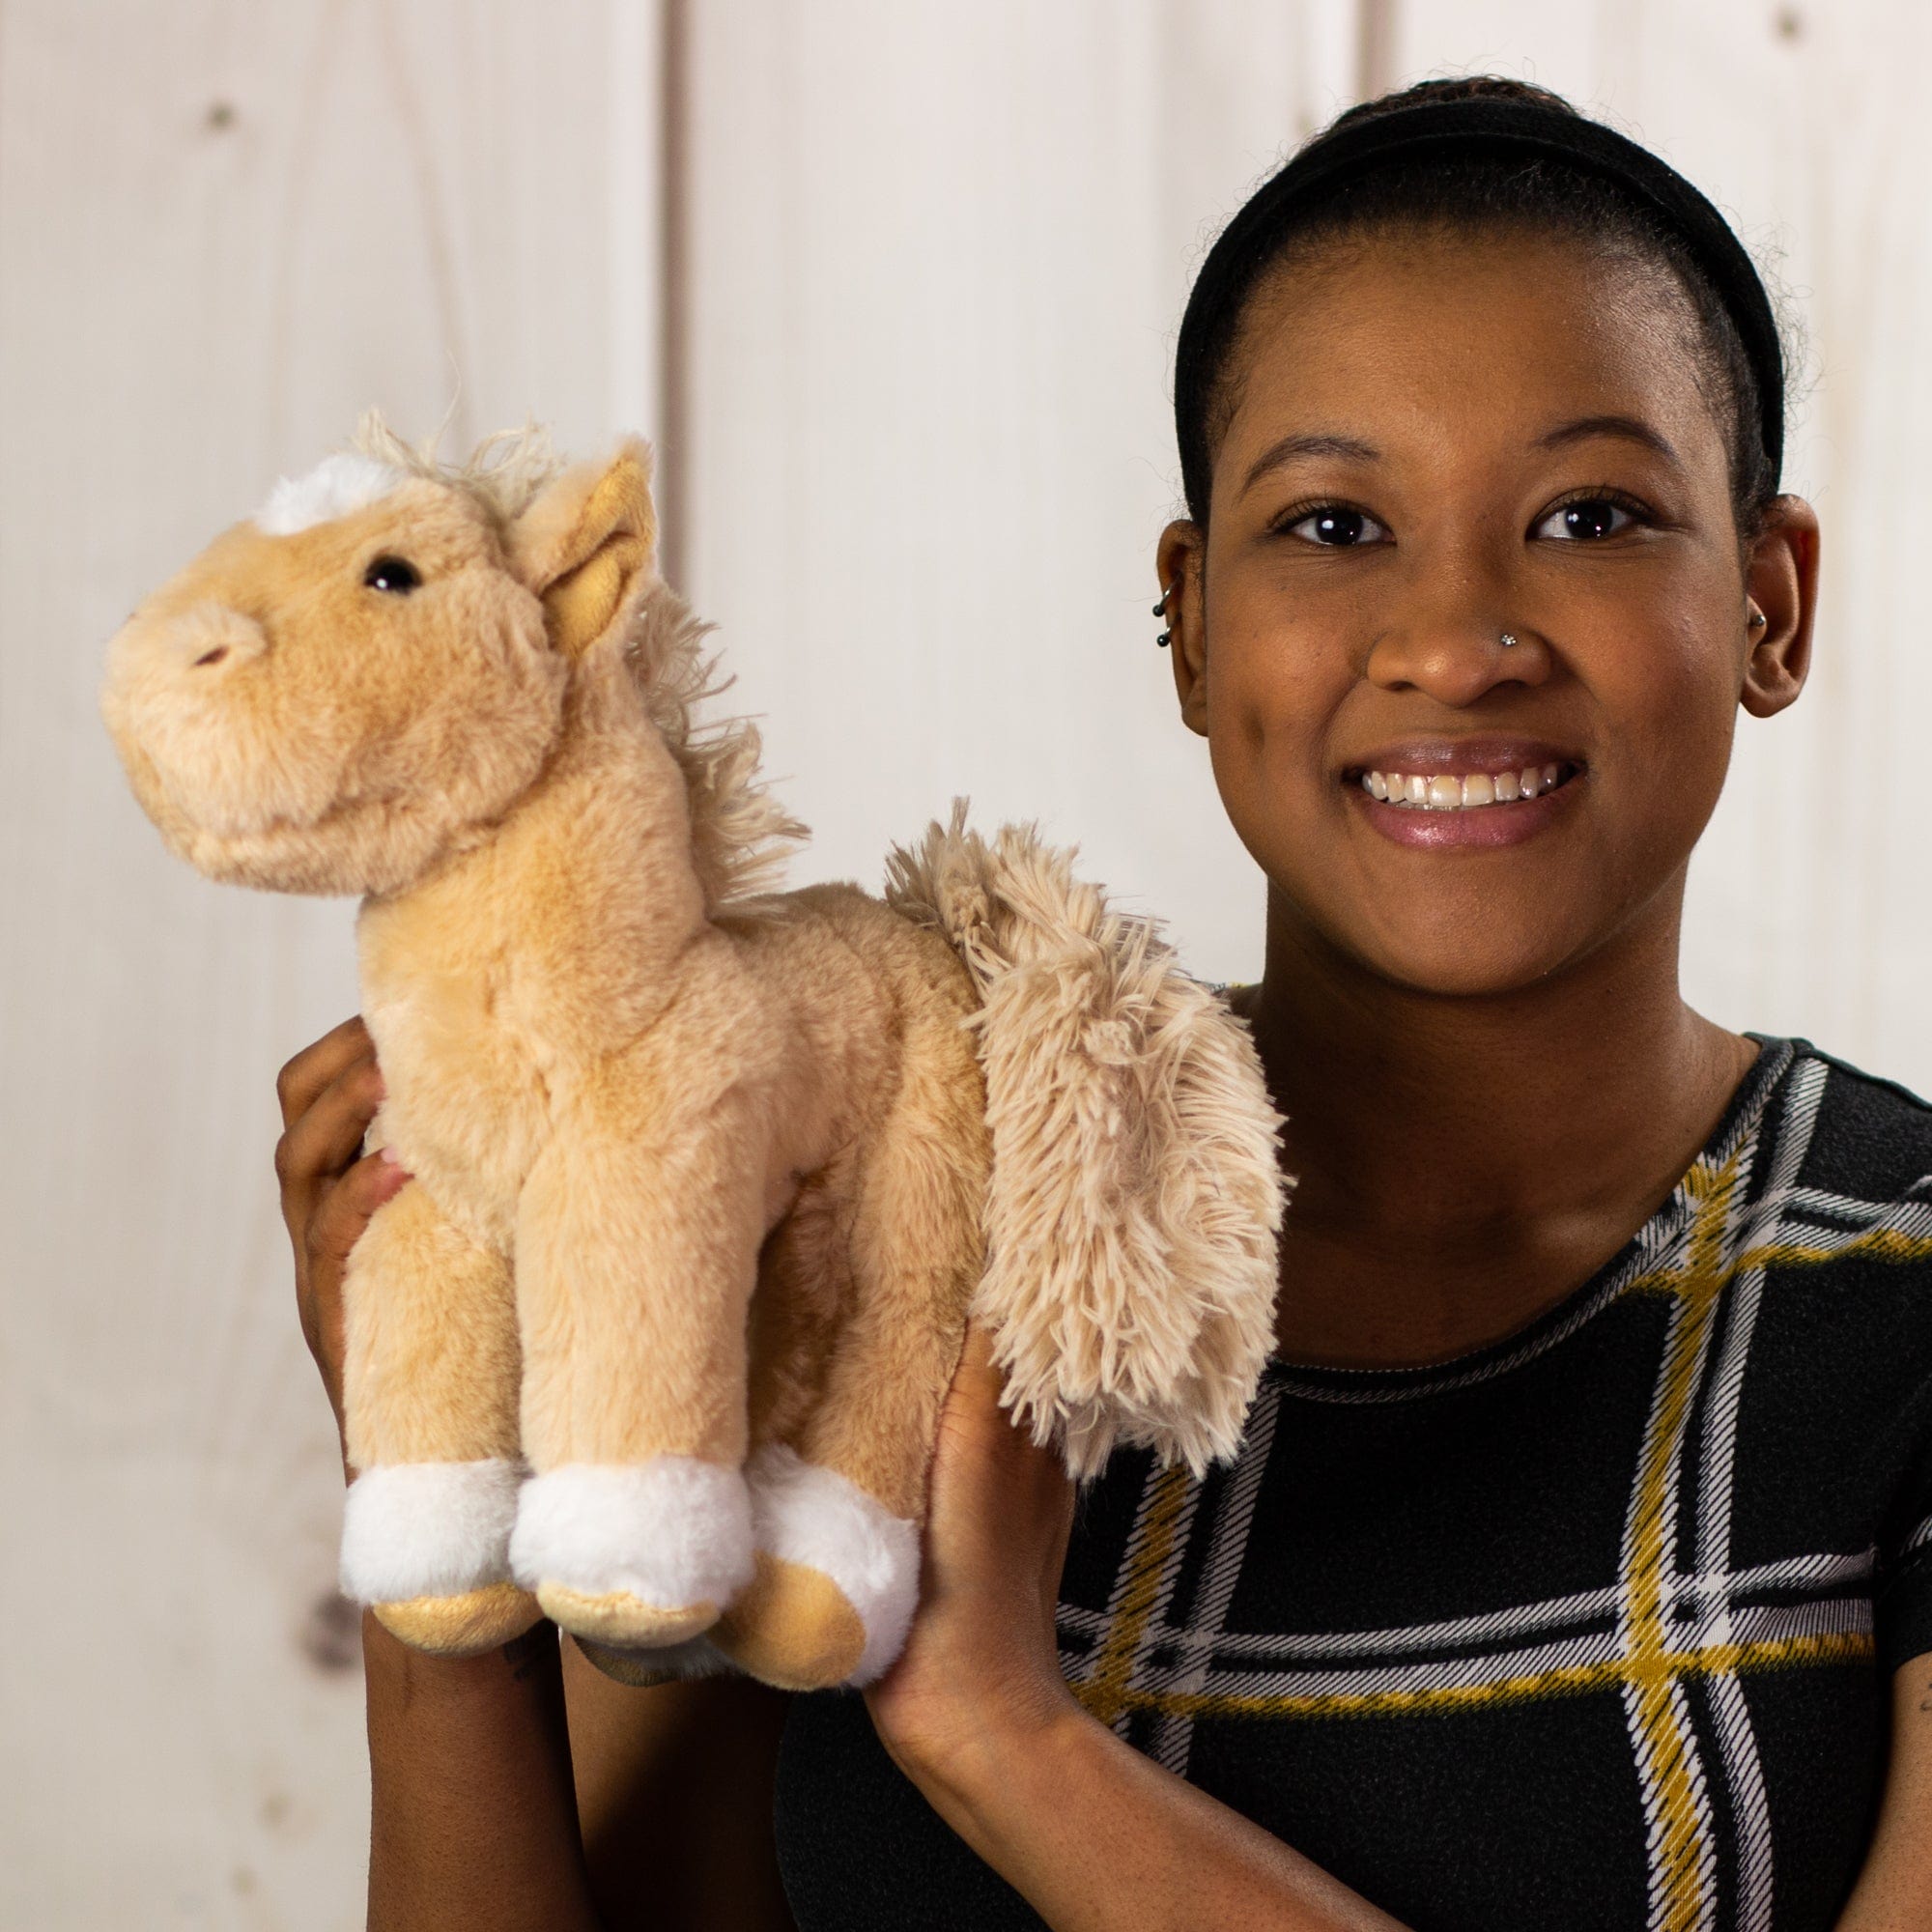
left=359, top=1585, right=798, bottom=1932
left=360, top=1607, right=797, bottom=1932
left=363, top=1616, right=600, bottom=1929
left=865, top=1329, right=1409, bottom=1932
left=906, top=1696, right=1405, bottom=1932
left=1833, top=1651, right=1932, bottom=1930
left=276, top=1017, right=794, bottom=1932
left=564, top=1646, right=794, bottom=1928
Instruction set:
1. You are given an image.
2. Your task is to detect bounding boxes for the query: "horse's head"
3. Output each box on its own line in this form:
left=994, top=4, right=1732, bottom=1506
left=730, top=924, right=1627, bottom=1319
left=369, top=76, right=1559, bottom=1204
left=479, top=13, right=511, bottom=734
left=100, top=422, right=658, bottom=895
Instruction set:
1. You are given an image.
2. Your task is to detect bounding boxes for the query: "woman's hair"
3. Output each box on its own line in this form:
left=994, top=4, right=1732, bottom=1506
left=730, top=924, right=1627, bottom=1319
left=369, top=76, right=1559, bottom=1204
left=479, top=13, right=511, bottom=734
left=1175, top=75, right=1787, bottom=543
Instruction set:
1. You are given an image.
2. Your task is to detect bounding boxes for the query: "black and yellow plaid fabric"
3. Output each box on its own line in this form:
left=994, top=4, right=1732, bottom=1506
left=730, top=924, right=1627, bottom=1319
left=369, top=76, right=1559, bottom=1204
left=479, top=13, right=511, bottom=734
left=775, top=1037, right=1932, bottom=1932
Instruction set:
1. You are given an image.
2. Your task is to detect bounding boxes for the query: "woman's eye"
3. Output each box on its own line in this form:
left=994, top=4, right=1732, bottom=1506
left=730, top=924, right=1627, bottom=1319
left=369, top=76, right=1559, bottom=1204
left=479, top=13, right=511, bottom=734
left=1535, top=497, right=1637, bottom=541
left=363, top=554, right=422, bottom=593
left=1279, top=505, right=1390, bottom=547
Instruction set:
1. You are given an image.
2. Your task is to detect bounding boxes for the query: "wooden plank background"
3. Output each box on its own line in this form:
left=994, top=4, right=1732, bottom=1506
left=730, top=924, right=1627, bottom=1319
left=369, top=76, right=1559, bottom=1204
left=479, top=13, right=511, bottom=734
left=0, top=4, right=664, bottom=1924
left=3, top=2, right=1925, bottom=1921
left=676, top=0, right=1354, bottom=977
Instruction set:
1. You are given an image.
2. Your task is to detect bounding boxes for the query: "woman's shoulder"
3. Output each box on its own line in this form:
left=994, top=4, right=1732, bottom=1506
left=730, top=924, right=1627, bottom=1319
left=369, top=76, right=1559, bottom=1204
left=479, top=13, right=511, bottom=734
left=1775, top=1036, right=1932, bottom=1206
left=1770, top=1036, right=1932, bottom=1229
left=1720, top=1036, right=1932, bottom=1360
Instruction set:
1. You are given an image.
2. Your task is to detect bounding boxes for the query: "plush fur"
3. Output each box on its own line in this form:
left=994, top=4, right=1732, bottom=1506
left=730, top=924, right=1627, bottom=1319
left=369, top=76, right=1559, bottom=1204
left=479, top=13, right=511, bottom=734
left=256, top=450, right=407, bottom=535
left=886, top=810, right=1289, bottom=1477
left=340, top=1457, right=524, bottom=1601
left=510, top=1458, right=756, bottom=1642
left=99, top=416, right=1287, bottom=1688
left=736, top=1443, right=923, bottom=1686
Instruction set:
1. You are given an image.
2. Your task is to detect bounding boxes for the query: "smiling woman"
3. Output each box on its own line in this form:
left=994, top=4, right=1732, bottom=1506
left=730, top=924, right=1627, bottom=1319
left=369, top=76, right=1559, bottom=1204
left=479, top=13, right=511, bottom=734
left=759, top=77, right=1932, bottom=1932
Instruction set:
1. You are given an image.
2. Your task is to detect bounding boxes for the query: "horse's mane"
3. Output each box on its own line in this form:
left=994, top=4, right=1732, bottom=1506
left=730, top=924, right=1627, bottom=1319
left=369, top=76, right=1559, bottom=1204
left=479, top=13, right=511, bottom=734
left=352, top=411, right=806, bottom=911
left=619, top=584, right=808, bottom=910
left=353, top=407, right=564, bottom=524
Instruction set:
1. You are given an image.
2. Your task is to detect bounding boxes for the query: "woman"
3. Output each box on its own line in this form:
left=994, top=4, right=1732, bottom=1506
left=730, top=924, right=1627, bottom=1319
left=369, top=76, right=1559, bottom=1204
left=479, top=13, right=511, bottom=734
left=273, top=77, right=1932, bottom=1929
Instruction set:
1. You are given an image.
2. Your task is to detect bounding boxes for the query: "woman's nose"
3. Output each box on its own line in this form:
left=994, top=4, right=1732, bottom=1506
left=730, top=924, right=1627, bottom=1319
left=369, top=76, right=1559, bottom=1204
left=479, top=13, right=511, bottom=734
left=1363, top=615, right=1550, bottom=705
left=1358, top=533, right=1558, bottom=701
left=1360, top=556, right=1553, bottom=715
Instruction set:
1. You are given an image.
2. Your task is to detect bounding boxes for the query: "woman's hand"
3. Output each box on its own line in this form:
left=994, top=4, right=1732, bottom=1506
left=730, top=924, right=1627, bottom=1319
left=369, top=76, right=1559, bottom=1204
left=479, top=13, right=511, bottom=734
left=863, top=1324, right=1082, bottom=1791
left=862, top=1331, right=1411, bottom=1932
left=272, top=1014, right=412, bottom=1464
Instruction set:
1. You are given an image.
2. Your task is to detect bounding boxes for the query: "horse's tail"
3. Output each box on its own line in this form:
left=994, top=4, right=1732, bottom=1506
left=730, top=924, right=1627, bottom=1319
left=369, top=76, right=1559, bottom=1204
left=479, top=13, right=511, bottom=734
left=883, top=803, right=1288, bottom=1479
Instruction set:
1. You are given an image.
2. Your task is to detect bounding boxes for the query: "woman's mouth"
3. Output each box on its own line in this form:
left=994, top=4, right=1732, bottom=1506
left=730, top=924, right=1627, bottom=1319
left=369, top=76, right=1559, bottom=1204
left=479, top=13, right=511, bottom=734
left=1359, top=759, right=1581, bottom=810
left=1342, top=747, right=1586, bottom=849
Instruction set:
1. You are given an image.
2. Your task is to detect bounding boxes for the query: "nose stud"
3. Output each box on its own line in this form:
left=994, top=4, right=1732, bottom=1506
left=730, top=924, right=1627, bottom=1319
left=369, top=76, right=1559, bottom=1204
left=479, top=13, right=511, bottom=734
left=1498, top=632, right=1519, bottom=650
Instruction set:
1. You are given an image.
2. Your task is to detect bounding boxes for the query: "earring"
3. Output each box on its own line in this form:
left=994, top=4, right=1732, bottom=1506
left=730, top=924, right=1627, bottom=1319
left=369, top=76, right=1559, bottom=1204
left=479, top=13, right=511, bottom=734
left=1154, top=580, right=1178, bottom=648
left=1748, top=609, right=1768, bottom=629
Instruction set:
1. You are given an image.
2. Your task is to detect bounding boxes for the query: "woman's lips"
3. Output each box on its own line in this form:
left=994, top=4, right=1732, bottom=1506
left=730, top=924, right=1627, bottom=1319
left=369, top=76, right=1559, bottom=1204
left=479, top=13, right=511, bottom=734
left=1344, top=752, right=1585, bottom=849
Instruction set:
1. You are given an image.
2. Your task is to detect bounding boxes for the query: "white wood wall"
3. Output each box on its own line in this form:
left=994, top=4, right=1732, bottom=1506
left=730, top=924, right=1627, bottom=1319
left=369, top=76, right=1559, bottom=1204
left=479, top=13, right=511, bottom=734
left=0, top=5, right=664, bottom=1925
left=678, top=1, right=1354, bottom=974
left=3, top=3, right=1926, bottom=1922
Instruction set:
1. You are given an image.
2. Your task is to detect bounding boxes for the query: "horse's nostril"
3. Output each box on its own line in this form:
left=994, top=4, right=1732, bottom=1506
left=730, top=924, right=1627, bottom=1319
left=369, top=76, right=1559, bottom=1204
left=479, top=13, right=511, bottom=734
left=193, top=646, right=230, bottom=668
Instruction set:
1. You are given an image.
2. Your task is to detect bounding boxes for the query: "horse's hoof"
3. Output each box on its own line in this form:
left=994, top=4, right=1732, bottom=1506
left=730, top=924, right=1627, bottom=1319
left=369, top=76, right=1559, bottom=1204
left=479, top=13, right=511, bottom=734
left=509, top=1459, right=754, bottom=1636
left=570, top=1631, right=732, bottom=1687
left=571, top=1634, right=679, bottom=1688
left=722, top=1444, right=920, bottom=1687
left=711, top=1551, right=867, bottom=1690
left=373, top=1581, right=542, bottom=1657
left=536, top=1581, right=720, bottom=1648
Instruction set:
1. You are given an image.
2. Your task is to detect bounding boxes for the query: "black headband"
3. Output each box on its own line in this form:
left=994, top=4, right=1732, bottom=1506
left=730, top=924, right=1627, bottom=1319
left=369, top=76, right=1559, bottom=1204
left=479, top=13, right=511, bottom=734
left=1176, top=96, right=1784, bottom=508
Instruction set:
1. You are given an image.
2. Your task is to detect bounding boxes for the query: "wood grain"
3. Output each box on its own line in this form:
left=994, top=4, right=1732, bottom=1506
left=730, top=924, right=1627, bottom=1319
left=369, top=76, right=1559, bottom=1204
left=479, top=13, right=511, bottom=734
left=0, top=3, right=662, bottom=1923
left=677, top=0, right=1353, bottom=980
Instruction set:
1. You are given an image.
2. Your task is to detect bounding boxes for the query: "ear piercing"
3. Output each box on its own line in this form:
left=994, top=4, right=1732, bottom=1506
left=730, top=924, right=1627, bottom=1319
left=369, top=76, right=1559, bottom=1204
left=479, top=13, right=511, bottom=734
left=1748, top=609, right=1768, bottom=628
left=1154, top=581, right=1179, bottom=647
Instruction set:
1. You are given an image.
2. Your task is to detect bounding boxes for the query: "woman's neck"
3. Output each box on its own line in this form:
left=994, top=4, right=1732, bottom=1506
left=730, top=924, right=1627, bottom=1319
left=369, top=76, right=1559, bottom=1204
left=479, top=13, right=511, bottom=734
left=1244, top=875, right=1759, bottom=1368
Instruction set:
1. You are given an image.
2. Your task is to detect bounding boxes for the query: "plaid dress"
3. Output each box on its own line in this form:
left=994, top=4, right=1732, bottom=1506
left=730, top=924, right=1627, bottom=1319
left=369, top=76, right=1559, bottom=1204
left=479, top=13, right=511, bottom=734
left=775, top=1037, right=1932, bottom=1931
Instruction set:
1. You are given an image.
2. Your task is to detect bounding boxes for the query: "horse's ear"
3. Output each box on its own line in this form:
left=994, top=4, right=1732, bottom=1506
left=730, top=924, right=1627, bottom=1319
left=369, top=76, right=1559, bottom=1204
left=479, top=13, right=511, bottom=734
left=507, top=440, right=659, bottom=657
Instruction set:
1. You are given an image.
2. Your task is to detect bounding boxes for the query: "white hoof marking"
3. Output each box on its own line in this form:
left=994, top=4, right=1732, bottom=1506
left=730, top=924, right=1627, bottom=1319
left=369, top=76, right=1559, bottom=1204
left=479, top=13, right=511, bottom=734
left=747, top=1445, right=920, bottom=1685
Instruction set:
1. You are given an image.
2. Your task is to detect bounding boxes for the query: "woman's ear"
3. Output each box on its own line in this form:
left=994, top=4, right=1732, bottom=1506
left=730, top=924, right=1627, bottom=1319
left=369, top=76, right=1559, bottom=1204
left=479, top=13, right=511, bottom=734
left=1740, top=495, right=1821, bottom=720
left=1156, top=520, right=1208, bottom=737
left=508, top=440, right=659, bottom=657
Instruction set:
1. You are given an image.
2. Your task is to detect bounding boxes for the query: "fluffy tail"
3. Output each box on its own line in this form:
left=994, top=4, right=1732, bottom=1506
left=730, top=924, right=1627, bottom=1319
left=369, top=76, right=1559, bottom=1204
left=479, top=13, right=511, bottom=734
left=884, top=804, right=1288, bottom=1479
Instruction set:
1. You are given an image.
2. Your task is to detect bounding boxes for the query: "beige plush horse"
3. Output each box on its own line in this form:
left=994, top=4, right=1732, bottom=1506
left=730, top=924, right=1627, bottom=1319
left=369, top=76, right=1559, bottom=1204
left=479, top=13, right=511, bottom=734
left=99, top=417, right=1284, bottom=1691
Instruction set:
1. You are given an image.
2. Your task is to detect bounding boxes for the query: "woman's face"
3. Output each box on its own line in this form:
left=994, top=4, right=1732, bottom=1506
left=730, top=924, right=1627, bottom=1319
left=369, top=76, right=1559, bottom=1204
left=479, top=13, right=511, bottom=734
left=1161, top=225, right=1817, bottom=998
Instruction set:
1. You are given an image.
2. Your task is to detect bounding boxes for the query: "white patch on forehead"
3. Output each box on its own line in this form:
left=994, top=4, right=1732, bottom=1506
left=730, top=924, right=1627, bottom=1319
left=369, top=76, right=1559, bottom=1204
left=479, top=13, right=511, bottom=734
left=254, top=452, right=408, bottom=536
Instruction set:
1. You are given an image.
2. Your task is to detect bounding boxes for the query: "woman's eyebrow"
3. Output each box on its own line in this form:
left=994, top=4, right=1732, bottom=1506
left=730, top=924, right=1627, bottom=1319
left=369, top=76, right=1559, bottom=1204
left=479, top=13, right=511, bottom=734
left=1239, top=432, right=1381, bottom=497
left=1534, top=413, right=1685, bottom=470
left=1237, top=413, right=1685, bottom=500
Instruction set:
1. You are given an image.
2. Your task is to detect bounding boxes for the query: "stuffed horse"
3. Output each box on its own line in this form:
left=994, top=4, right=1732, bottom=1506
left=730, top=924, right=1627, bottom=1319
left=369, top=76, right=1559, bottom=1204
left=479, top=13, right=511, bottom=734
left=99, top=417, right=1284, bottom=1690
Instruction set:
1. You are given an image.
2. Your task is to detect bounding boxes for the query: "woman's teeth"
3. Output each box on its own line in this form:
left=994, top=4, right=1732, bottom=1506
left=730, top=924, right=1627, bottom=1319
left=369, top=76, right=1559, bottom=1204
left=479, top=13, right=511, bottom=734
left=1361, top=763, right=1567, bottom=810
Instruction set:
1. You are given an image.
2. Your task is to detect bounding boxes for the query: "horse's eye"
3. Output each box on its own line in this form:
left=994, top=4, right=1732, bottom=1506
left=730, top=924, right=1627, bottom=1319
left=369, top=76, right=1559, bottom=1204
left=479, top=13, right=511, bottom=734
left=363, top=554, right=421, bottom=594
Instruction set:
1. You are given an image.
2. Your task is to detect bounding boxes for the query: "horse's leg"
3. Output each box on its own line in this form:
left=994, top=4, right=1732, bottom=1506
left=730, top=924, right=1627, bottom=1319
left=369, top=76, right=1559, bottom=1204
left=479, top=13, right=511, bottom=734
left=338, top=1179, right=538, bottom=1656
left=509, top=1084, right=769, bottom=1651
left=711, top=1033, right=988, bottom=1690
left=564, top=1150, right=860, bottom=1690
